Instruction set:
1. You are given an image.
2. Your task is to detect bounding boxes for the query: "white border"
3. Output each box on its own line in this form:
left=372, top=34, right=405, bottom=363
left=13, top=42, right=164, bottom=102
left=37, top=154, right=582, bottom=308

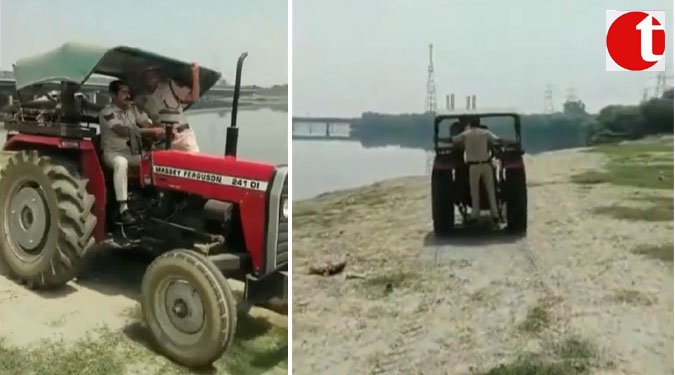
left=287, top=0, right=293, bottom=371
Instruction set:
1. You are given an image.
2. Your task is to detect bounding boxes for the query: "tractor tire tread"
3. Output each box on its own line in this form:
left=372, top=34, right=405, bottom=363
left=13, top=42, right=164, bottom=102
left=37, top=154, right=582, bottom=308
left=0, top=151, right=96, bottom=289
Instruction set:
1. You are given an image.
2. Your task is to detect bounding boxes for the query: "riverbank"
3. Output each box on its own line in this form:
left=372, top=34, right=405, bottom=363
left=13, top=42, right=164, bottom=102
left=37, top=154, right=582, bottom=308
left=292, top=136, right=673, bottom=374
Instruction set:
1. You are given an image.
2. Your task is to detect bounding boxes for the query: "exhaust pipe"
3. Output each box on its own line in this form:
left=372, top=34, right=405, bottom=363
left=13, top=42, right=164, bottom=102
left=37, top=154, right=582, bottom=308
left=225, top=52, right=248, bottom=157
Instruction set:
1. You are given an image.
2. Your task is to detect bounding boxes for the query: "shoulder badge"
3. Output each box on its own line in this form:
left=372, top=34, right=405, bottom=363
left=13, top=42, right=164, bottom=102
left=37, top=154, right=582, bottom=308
left=103, top=113, right=114, bottom=121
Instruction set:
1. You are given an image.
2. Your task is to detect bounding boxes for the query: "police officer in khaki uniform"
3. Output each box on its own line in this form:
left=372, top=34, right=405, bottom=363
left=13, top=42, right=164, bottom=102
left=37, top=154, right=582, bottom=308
left=99, top=80, right=164, bottom=224
left=453, top=116, right=501, bottom=228
left=136, top=63, right=201, bottom=152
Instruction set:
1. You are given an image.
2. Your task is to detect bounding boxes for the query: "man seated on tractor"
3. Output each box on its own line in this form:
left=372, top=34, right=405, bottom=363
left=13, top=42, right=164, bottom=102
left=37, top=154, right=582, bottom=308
left=452, top=116, right=501, bottom=228
left=99, top=80, right=164, bottom=224
left=135, top=63, right=201, bottom=152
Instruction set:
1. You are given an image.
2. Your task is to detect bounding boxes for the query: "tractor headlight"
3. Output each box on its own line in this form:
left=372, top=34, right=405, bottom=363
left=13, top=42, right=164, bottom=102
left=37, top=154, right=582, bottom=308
left=281, top=197, right=288, bottom=219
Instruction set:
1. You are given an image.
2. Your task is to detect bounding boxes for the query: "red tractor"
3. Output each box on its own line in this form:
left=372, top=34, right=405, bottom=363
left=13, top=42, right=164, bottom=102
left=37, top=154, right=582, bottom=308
left=431, top=111, right=527, bottom=235
left=0, top=42, right=287, bottom=367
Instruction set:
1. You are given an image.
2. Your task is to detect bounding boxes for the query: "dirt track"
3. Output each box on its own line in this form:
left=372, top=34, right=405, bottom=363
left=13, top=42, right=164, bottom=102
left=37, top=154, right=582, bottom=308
left=292, top=141, right=673, bottom=374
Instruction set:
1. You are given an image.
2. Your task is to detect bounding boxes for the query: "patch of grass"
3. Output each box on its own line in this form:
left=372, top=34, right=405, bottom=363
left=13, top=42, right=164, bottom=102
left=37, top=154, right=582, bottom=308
left=630, top=195, right=673, bottom=206
left=219, top=314, right=288, bottom=375
left=613, top=289, right=654, bottom=306
left=592, top=205, right=672, bottom=221
left=573, top=139, right=673, bottom=190
left=477, top=336, right=594, bottom=375
left=555, top=336, right=594, bottom=363
left=572, top=164, right=672, bottom=190
left=632, top=243, right=674, bottom=262
left=519, top=305, right=550, bottom=333
left=0, top=339, right=30, bottom=374
left=586, top=140, right=673, bottom=156
left=0, top=330, right=127, bottom=375
left=0, top=314, right=288, bottom=375
left=478, top=353, right=584, bottom=375
left=361, top=271, right=419, bottom=297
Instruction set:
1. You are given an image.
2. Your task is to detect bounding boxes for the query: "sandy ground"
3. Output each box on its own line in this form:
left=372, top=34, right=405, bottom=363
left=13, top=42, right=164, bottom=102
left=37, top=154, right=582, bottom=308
left=292, top=145, right=673, bottom=374
left=0, top=247, right=282, bottom=345
left=0, top=236, right=287, bottom=374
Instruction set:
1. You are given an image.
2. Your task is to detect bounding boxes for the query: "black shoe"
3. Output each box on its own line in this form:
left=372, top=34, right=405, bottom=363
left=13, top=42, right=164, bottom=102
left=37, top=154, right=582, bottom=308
left=119, top=210, right=137, bottom=225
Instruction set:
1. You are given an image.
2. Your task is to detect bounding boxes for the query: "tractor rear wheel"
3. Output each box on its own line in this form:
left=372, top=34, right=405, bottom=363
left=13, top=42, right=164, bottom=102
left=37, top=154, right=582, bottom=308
left=505, top=168, right=527, bottom=234
left=141, top=249, right=237, bottom=368
left=0, top=151, right=96, bottom=289
left=432, top=168, right=455, bottom=235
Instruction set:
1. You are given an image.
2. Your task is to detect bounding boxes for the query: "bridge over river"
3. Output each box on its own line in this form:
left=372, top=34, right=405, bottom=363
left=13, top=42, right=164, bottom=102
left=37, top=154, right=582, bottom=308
left=292, top=116, right=357, bottom=140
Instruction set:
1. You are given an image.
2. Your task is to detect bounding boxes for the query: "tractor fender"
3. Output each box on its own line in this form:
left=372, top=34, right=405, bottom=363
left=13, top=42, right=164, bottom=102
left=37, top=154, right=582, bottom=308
left=432, top=155, right=456, bottom=170
left=501, top=159, right=524, bottom=169
left=3, top=134, right=107, bottom=242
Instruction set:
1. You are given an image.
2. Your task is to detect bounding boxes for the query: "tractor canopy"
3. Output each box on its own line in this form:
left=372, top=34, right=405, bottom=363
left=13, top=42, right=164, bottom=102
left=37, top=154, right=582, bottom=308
left=434, top=109, right=522, bottom=149
left=13, top=41, right=222, bottom=105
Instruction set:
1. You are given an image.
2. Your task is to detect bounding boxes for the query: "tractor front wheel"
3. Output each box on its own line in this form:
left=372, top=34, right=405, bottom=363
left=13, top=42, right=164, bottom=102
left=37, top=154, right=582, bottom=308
left=141, top=249, right=237, bottom=368
left=0, top=151, right=96, bottom=289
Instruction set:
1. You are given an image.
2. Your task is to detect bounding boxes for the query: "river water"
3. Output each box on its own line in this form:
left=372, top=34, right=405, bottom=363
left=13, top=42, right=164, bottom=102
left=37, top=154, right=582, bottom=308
left=187, top=108, right=288, bottom=165
left=292, top=140, right=429, bottom=201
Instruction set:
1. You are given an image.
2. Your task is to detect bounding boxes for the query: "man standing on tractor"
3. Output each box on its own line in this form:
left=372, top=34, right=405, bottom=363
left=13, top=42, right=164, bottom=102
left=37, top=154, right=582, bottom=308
left=99, top=80, right=164, bottom=224
left=136, top=63, right=201, bottom=152
left=453, top=116, right=501, bottom=228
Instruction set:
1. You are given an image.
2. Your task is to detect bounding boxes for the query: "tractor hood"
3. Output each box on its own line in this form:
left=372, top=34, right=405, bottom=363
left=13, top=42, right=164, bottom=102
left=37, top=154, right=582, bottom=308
left=13, top=41, right=221, bottom=105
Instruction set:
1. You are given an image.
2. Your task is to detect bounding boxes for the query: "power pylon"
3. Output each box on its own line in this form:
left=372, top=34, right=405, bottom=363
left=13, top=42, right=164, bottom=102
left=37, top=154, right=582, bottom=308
left=425, top=44, right=437, bottom=113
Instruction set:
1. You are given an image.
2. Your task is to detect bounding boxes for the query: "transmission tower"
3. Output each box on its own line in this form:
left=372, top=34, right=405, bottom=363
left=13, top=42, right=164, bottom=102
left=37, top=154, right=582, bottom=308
left=425, top=44, right=437, bottom=113
left=649, top=72, right=674, bottom=98
left=543, top=84, right=554, bottom=113
left=565, top=87, right=577, bottom=102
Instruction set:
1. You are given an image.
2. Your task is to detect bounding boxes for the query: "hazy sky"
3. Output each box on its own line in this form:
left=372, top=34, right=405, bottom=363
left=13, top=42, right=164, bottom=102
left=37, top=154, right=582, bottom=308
left=294, top=0, right=674, bottom=116
left=1, top=0, right=287, bottom=86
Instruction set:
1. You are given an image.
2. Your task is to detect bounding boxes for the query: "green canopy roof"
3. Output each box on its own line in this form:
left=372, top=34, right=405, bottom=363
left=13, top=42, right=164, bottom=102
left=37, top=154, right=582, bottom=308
left=13, top=42, right=222, bottom=98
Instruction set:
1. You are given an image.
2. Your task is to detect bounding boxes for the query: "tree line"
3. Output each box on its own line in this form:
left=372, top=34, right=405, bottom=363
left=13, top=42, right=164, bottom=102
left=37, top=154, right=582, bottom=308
left=349, top=89, right=673, bottom=154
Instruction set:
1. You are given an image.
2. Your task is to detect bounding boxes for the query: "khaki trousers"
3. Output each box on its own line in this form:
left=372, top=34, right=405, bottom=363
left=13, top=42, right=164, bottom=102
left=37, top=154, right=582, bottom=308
left=172, top=129, right=200, bottom=153
left=469, top=163, right=499, bottom=219
left=103, top=151, right=141, bottom=202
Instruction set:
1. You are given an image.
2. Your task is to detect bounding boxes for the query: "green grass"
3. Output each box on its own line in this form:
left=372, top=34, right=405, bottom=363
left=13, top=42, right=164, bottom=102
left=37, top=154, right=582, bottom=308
left=572, top=164, right=672, bottom=190
left=0, top=331, right=126, bottom=375
left=479, top=354, right=582, bottom=375
left=519, top=305, right=550, bottom=333
left=0, top=312, right=288, bottom=375
left=632, top=243, right=674, bottom=262
left=572, top=139, right=673, bottom=190
left=613, top=289, right=654, bottom=306
left=220, top=314, right=288, bottom=375
left=588, top=140, right=672, bottom=154
left=477, top=336, right=594, bottom=375
left=592, top=205, right=672, bottom=222
left=631, top=195, right=673, bottom=206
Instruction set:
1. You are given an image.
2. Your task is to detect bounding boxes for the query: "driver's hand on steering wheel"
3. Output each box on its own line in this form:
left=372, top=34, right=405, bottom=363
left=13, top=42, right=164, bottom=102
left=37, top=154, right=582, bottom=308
left=149, top=127, right=165, bottom=139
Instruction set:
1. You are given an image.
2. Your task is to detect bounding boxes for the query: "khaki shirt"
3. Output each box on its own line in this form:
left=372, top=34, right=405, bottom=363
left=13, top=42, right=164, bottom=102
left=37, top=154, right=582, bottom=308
left=98, top=103, right=149, bottom=154
left=453, top=127, right=499, bottom=162
left=136, top=80, right=191, bottom=126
